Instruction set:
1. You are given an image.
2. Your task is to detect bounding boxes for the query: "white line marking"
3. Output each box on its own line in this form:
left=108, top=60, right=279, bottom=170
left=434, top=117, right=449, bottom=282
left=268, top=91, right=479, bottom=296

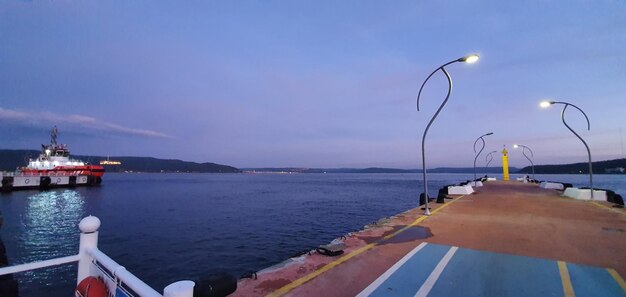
left=356, top=242, right=429, bottom=297
left=414, top=246, right=458, bottom=297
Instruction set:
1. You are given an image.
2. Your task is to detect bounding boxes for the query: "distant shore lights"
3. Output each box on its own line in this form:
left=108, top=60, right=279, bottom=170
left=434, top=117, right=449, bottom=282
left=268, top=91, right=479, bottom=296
left=416, top=54, right=480, bottom=215
left=100, top=156, right=122, bottom=165
left=540, top=100, right=594, bottom=199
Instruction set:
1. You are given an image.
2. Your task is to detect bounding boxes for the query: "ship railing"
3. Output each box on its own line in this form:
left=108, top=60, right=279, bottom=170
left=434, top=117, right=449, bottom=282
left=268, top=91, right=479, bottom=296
left=16, top=171, right=84, bottom=177
left=45, top=172, right=73, bottom=176
left=0, top=216, right=194, bottom=297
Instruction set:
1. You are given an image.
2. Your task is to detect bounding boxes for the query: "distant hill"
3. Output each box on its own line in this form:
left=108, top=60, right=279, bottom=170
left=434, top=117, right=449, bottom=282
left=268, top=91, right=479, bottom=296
left=340, top=167, right=416, bottom=174
left=0, top=149, right=240, bottom=173
left=519, top=158, right=626, bottom=174
left=242, top=167, right=520, bottom=174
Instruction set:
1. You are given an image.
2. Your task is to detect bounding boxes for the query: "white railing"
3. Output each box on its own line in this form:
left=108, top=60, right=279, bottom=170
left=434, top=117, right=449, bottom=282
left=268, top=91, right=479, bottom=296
left=0, top=216, right=195, bottom=297
left=0, top=255, right=79, bottom=275
left=88, top=248, right=162, bottom=297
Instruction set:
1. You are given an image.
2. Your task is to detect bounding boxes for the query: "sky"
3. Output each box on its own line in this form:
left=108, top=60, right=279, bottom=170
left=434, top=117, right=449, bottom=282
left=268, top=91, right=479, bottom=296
left=1, top=1, right=625, bottom=168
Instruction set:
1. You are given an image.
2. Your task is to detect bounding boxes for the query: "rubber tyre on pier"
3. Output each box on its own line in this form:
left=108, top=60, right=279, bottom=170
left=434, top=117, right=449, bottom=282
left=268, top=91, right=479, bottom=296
left=39, top=176, right=51, bottom=190
left=0, top=178, right=13, bottom=193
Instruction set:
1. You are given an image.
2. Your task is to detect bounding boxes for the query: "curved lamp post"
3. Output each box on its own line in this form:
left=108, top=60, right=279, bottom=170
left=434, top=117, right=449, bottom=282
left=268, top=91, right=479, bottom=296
left=513, top=144, right=535, bottom=179
left=540, top=100, right=594, bottom=199
left=485, top=150, right=497, bottom=176
left=416, top=54, right=479, bottom=215
left=473, top=132, right=493, bottom=181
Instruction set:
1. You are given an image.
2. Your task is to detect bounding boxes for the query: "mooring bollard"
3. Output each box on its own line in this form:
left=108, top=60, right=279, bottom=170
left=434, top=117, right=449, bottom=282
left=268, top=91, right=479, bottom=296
left=164, top=280, right=195, bottom=297
left=77, top=216, right=100, bottom=284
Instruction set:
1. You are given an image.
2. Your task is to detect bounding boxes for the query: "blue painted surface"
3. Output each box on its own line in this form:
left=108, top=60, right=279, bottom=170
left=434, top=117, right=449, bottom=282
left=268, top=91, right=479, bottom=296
left=115, top=287, right=131, bottom=297
left=365, top=242, right=626, bottom=297
left=567, top=263, right=625, bottom=297
left=369, top=244, right=451, bottom=297
left=428, top=248, right=563, bottom=297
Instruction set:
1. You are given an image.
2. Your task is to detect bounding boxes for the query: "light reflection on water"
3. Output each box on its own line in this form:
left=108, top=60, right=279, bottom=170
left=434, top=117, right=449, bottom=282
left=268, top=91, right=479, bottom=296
left=22, top=190, right=85, bottom=259
left=15, top=190, right=86, bottom=296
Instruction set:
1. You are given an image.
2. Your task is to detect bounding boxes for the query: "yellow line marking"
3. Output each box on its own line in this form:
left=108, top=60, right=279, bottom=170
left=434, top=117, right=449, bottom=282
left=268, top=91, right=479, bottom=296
left=607, top=268, right=626, bottom=292
left=558, top=261, right=576, bottom=297
left=589, top=201, right=626, bottom=216
left=265, top=195, right=465, bottom=297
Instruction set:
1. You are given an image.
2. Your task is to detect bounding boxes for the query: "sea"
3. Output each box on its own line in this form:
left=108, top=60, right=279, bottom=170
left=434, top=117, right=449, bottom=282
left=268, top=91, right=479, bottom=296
left=0, top=172, right=624, bottom=296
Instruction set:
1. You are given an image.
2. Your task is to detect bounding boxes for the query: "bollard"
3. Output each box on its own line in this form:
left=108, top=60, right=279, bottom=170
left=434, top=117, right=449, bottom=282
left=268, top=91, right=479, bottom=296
left=164, top=280, right=195, bottom=297
left=419, top=193, right=427, bottom=206
left=77, top=216, right=100, bottom=285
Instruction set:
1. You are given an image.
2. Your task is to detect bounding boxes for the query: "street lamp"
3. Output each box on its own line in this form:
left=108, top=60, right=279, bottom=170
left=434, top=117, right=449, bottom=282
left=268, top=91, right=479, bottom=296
left=485, top=150, right=497, bottom=176
left=416, top=54, right=479, bottom=215
left=513, top=144, right=535, bottom=180
left=473, top=132, right=493, bottom=181
left=540, top=100, right=594, bottom=199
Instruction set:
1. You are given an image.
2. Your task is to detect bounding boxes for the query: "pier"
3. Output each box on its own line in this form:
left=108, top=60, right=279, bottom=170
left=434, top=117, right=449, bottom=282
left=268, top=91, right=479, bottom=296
left=235, top=181, right=626, bottom=296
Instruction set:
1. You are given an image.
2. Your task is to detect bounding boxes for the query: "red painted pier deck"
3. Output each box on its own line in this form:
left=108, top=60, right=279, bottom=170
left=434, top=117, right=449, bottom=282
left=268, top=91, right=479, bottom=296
left=234, top=181, right=626, bottom=297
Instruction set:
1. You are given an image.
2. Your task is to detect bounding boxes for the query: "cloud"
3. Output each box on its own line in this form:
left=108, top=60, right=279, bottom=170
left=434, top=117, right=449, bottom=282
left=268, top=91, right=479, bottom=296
left=0, top=107, right=172, bottom=138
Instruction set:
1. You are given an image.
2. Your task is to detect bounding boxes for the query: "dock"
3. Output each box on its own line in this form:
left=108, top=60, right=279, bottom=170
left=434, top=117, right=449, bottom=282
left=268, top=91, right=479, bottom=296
left=234, top=181, right=626, bottom=296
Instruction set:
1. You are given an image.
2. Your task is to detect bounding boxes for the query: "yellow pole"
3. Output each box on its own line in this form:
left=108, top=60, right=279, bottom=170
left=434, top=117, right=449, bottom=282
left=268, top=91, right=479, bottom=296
left=502, top=146, right=510, bottom=181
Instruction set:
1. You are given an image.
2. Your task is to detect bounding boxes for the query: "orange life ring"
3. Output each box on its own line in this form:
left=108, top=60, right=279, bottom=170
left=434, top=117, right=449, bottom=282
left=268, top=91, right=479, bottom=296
left=75, top=276, right=108, bottom=297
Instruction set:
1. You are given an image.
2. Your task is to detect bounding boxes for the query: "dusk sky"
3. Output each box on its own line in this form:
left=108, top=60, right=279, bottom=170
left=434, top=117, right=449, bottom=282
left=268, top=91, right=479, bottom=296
left=1, top=1, right=625, bottom=168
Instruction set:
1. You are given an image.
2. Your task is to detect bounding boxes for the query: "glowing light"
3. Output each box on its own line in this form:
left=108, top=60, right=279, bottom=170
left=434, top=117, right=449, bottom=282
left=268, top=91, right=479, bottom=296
left=539, top=101, right=552, bottom=108
left=513, top=144, right=519, bottom=148
left=460, top=54, right=480, bottom=64
left=45, top=149, right=51, bottom=155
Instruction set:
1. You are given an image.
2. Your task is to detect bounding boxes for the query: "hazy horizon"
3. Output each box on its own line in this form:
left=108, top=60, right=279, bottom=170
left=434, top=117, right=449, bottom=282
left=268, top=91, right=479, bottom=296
left=4, top=147, right=624, bottom=171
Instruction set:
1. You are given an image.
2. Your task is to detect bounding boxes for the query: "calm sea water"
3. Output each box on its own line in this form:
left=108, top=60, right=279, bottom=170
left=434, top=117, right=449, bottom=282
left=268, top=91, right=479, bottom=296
left=1, top=172, right=624, bottom=296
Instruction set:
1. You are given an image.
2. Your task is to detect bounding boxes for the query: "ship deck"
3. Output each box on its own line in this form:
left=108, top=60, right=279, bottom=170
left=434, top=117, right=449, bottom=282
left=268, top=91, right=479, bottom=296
left=234, top=181, right=626, bottom=297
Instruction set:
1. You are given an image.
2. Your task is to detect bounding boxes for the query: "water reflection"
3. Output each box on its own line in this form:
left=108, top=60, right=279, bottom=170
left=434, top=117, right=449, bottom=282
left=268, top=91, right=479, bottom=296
left=16, top=190, right=86, bottom=294
left=22, top=190, right=85, bottom=259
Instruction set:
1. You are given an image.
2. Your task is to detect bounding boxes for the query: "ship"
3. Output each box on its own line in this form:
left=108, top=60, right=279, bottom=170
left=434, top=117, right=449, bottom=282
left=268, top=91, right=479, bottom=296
left=0, top=126, right=104, bottom=192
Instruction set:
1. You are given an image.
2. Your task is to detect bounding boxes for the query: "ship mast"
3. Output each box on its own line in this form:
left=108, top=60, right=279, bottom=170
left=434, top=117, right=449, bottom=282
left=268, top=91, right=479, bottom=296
left=51, top=126, right=58, bottom=146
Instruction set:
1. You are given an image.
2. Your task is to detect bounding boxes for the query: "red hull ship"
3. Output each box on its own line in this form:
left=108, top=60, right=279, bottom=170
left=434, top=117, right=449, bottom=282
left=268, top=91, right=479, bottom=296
left=1, top=127, right=104, bottom=191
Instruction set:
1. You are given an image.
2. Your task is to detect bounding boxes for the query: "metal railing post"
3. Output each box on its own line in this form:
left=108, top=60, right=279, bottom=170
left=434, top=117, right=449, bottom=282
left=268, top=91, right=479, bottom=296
left=77, top=216, right=100, bottom=284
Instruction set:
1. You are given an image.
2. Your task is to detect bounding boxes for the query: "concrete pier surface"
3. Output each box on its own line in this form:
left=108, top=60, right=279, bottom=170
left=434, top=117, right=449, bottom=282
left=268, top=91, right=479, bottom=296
left=235, top=181, right=626, bottom=297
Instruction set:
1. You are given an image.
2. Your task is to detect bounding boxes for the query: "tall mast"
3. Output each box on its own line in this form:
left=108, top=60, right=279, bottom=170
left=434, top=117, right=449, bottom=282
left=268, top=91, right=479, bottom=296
left=51, top=126, right=58, bottom=146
